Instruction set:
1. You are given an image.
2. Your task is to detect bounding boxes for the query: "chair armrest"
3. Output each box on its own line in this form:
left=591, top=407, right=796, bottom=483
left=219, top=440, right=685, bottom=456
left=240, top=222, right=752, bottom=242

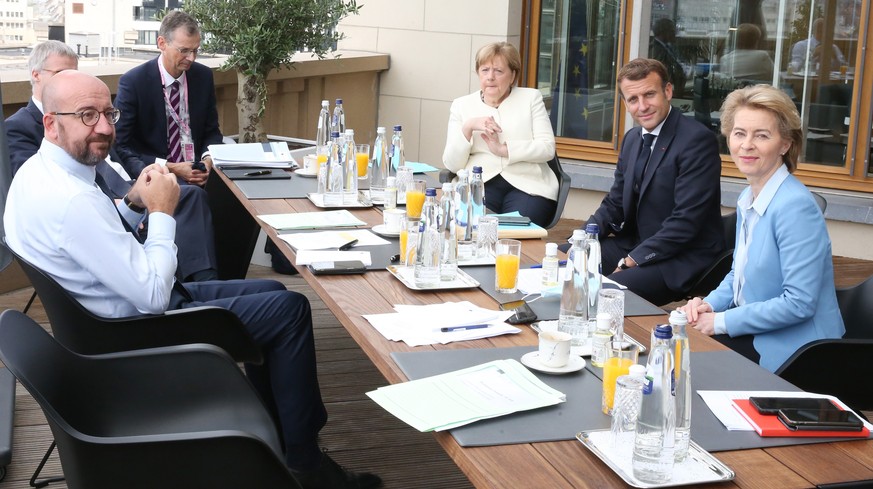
left=439, top=169, right=456, bottom=183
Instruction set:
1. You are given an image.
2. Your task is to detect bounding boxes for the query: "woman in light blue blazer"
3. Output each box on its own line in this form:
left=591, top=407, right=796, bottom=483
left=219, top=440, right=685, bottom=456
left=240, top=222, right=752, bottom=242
left=681, top=85, right=844, bottom=372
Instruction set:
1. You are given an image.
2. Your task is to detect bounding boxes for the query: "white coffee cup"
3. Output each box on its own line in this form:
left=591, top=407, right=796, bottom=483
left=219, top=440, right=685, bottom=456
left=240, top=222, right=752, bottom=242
left=538, top=331, right=572, bottom=367
left=383, top=208, right=406, bottom=233
left=303, top=154, right=317, bottom=171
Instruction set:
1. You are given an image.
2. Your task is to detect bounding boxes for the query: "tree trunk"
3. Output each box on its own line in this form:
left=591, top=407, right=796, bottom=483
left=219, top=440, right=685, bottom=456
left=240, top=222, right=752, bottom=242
left=236, top=71, right=268, bottom=143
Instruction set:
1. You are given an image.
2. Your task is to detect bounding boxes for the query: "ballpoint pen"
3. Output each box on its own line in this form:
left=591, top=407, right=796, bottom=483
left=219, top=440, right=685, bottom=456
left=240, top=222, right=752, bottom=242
left=338, top=239, right=358, bottom=251
left=244, top=169, right=271, bottom=176
left=530, top=260, right=567, bottom=269
left=440, top=324, right=490, bottom=333
left=389, top=254, right=401, bottom=262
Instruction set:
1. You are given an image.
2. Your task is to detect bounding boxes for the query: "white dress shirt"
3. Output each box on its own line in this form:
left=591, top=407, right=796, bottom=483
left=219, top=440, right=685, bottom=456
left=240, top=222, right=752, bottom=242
left=4, top=139, right=178, bottom=317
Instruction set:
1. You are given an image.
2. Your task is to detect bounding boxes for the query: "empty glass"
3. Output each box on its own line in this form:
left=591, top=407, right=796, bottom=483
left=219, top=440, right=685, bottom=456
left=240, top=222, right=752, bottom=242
left=476, top=215, right=499, bottom=258
left=395, top=166, right=413, bottom=204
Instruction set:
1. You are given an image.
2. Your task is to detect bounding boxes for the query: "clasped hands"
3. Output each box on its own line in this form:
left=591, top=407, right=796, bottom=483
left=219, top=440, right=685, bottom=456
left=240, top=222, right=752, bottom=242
left=463, top=116, right=508, bottom=158
left=678, top=297, right=716, bottom=336
left=126, top=163, right=180, bottom=216
left=166, top=156, right=212, bottom=186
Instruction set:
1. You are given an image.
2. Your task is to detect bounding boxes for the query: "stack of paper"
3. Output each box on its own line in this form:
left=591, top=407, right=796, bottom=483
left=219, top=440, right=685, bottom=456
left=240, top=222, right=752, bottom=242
left=367, top=359, right=566, bottom=431
left=363, top=301, right=520, bottom=346
left=279, top=229, right=390, bottom=251
left=258, top=210, right=366, bottom=230
left=209, top=142, right=297, bottom=168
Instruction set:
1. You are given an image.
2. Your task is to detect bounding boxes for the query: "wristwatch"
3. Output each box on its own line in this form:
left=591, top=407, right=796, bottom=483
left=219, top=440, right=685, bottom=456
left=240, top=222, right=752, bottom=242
left=123, top=194, right=146, bottom=214
left=618, top=257, right=631, bottom=270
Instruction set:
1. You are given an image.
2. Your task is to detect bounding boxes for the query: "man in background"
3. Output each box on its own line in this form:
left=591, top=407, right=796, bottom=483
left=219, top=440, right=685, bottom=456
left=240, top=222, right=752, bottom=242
left=5, top=40, right=217, bottom=282
left=114, top=10, right=223, bottom=185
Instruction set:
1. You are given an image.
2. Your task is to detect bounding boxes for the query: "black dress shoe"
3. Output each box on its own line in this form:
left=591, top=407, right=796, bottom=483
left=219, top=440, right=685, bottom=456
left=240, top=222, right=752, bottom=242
left=293, top=453, right=382, bottom=489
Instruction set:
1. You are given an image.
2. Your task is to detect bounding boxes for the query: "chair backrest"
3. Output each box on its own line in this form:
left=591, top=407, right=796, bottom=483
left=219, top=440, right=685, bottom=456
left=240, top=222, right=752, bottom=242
left=811, top=191, right=827, bottom=214
left=0, top=309, right=298, bottom=489
left=544, top=156, right=571, bottom=229
left=774, top=338, right=873, bottom=414
left=0, top=80, right=13, bottom=273
left=722, top=211, right=737, bottom=249
left=836, top=274, right=873, bottom=340
left=8, top=246, right=262, bottom=363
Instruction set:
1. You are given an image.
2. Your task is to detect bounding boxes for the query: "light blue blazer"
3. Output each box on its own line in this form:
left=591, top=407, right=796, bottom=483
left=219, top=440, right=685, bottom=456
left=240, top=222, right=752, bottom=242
left=704, top=174, right=845, bottom=372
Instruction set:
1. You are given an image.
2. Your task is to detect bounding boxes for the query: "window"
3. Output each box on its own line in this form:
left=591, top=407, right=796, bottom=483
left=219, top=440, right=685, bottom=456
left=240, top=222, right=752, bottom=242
left=527, top=0, right=873, bottom=191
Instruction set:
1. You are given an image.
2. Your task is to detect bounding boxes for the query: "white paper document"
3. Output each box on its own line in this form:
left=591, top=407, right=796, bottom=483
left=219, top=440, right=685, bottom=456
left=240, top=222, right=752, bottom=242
left=279, top=230, right=390, bottom=251
left=295, top=250, right=372, bottom=266
left=257, top=210, right=366, bottom=230
left=363, top=301, right=519, bottom=346
left=367, top=359, right=566, bottom=432
left=210, top=142, right=296, bottom=168
left=516, top=268, right=626, bottom=295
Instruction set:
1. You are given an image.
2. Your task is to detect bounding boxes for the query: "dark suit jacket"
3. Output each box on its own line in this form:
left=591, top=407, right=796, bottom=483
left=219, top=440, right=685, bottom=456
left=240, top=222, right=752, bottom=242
left=591, top=108, right=724, bottom=293
left=113, top=58, right=223, bottom=178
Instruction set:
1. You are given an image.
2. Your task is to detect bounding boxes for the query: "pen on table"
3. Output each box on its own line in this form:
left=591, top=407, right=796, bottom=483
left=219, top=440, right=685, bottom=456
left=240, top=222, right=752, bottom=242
left=389, top=254, right=400, bottom=262
left=338, top=239, right=358, bottom=251
left=530, top=260, right=567, bottom=269
left=440, top=324, right=490, bottom=333
left=244, top=169, right=271, bottom=176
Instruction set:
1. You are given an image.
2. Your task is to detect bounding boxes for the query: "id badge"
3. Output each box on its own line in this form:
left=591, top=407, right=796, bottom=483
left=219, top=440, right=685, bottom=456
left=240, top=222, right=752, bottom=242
left=182, top=142, right=195, bottom=163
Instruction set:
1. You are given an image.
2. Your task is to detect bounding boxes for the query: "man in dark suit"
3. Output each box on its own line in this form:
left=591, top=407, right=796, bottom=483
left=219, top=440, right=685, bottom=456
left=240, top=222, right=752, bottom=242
left=5, top=40, right=218, bottom=282
left=113, top=10, right=223, bottom=185
left=587, top=58, right=724, bottom=305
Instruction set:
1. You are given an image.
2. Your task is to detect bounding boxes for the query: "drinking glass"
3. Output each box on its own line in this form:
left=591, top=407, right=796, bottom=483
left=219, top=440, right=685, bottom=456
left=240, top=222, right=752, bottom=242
left=495, top=239, right=521, bottom=293
left=602, top=342, right=639, bottom=415
left=395, top=166, right=413, bottom=204
left=597, top=289, right=625, bottom=340
left=476, top=215, right=499, bottom=258
left=405, top=180, right=426, bottom=219
left=399, top=217, right=419, bottom=266
left=355, top=144, right=370, bottom=179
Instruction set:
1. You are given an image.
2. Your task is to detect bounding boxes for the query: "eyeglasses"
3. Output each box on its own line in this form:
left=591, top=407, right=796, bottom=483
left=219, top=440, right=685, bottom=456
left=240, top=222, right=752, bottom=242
left=40, top=68, right=63, bottom=75
left=170, top=44, right=199, bottom=58
left=50, top=108, right=122, bottom=127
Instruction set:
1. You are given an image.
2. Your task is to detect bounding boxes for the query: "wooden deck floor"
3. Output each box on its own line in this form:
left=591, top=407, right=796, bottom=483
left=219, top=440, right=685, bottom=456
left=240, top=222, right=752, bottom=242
left=2, top=218, right=872, bottom=488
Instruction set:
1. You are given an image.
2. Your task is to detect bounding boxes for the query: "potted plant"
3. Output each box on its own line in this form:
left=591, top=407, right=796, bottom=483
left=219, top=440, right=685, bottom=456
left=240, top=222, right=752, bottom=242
left=183, top=0, right=359, bottom=143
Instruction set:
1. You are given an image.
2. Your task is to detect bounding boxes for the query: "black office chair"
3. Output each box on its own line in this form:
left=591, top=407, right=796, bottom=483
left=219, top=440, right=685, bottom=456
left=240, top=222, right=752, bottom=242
left=836, top=274, right=873, bottom=340
left=684, top=212, right=737, bottom=298
left=0, top=75, right=16, bottom=482
left=9, top=247, right=261, bottom=362
left=0, top=310, right=302, bottom=489
left=438, top=155, right=570, bottom=229
left=774, top=339, right=873, bottom=420
left=811, top=191, right=828, bottom=214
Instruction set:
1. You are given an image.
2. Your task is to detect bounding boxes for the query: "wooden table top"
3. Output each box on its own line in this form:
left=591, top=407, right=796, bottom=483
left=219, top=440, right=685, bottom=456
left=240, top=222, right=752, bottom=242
left=217, top=170, right=873, bottom=488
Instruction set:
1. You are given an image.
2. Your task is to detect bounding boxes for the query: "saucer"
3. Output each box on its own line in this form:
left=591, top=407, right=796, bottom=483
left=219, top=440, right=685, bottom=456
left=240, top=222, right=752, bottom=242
left=371, top=224, right=400, bottom=237
left=520, top=351, right=585, bottom=374
left=295, top=168, right=319, bottom=178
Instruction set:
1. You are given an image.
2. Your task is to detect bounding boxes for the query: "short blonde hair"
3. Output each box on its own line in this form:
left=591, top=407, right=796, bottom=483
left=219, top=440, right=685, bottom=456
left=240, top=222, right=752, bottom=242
left=719, top=84, right=802, bottom=172
left=475, top=42, right=521, bottom=85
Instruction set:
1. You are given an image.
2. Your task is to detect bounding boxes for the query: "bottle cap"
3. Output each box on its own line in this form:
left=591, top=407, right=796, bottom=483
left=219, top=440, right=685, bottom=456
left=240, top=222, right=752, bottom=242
left=345, top=129, right=354, bottom=135
left=393, top=124, right=402, bottom=131
left=377, top=126, right=386, bottom=133
left=425, top=188, right=437, bottom=197
left=545, top=242, right=557, bottom=256
left=386, top=176, right=396, bottom=187
left=335, top=98, right=343, bottom=104
left=572, top=229, right=586, bottom=241
left=442, top=182, right=453, bottom=191
left=321, top=100, right=329, bottom=107
left=654, top=324, right=673, bottom=339
left=669, top=309, right=688, bottom=326
left=457, top=169, right=468, bottom=178
left=596, top=312, right=611, bottom=330
left=330, top=131, right=340, bottom=138
left=629, top=364, right=646, bottom=376
left=472, top=166, right=483, bottom=173
left=585, top=223, right=600, bottom=234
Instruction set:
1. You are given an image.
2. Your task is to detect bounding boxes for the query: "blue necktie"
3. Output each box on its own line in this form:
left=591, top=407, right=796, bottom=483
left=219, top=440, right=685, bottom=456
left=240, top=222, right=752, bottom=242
left=633, top=133, right=656, bottom=194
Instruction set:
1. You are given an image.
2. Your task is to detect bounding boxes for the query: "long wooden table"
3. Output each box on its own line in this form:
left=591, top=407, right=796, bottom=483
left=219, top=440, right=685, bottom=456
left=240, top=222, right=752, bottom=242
left=214, top=169, right=873, bottom=488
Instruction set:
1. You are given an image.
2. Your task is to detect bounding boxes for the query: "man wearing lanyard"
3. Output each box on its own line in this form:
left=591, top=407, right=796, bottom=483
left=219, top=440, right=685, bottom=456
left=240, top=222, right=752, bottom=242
left=114, top=10, right=223, bottom=186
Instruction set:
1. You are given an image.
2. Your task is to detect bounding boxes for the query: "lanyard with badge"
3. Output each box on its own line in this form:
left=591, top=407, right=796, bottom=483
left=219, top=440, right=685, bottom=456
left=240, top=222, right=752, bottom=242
left=159, top=67, right=195, bottom=162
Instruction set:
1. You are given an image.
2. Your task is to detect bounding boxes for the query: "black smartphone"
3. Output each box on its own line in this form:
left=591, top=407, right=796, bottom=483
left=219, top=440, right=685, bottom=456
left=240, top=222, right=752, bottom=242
left=307, top=260, right=367, bottom=275
left=497, top=216, right=531, bottom=226
left=192, top=160, right=207, bottom=171
left=499, top=300, right=537, bottom=324
left=749, top=396, right=840, bottom=415
left=777, top=408, right=865, bottom=431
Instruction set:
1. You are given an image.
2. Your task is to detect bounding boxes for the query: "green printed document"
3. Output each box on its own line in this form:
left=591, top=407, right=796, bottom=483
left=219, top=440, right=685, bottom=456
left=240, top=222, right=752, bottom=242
left=367, top=359, right=565, bottom=432
left=257, top=209, right=366, bottom=230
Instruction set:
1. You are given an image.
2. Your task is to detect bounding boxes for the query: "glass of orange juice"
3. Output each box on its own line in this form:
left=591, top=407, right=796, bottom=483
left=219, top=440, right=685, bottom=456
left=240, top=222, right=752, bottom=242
left=399, top=218, right=419, bottom=266
left=355, top=144, right=370, bottom=179
left=405, top=180, right=426, bottom=219
left=602, top=342, right=639, bottom=415
left=495, top=239, right=521, bottom=293
left=316, top=149, right=328, bottom=171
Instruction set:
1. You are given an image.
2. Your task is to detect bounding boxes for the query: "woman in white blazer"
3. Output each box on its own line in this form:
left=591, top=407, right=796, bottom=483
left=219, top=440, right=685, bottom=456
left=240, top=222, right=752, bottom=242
left=681, top=85, right=844, bottom=372
left=442, top=42, right=557, bottom=227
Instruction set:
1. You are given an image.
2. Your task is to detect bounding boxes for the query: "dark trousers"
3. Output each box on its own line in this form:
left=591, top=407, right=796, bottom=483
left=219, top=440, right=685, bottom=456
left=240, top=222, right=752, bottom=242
left=600, top=237, right=682, bottom=306
left=485, top=174, right=557, bottom=228
left=176, top=279, right=327, bottom=468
